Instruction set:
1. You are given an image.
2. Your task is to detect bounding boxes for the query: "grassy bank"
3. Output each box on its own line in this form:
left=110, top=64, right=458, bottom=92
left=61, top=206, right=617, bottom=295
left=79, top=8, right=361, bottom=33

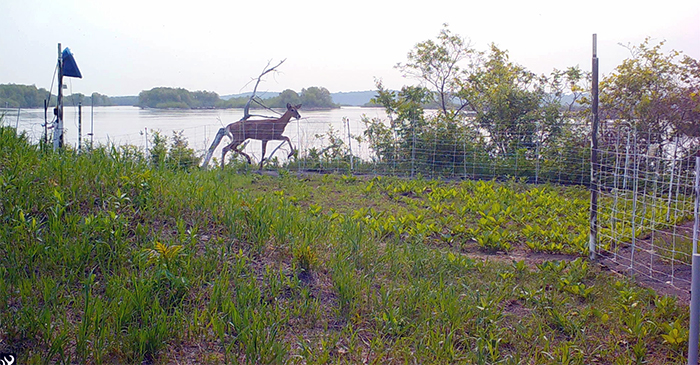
left=0, top=126, right=691, bottom=364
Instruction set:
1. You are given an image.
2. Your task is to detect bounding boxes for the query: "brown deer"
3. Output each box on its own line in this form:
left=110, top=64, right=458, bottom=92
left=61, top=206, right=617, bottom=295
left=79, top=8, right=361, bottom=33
left=221, top=103, right=301, bottom=169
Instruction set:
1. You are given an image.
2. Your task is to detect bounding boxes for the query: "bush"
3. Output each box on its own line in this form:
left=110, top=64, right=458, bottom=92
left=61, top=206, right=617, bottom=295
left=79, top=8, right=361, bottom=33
left=149, top=130, right=200, bottom=170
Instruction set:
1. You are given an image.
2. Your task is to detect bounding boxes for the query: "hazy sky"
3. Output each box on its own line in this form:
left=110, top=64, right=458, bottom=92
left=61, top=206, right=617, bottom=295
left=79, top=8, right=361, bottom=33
left=1, top=0, right=698, bottom=97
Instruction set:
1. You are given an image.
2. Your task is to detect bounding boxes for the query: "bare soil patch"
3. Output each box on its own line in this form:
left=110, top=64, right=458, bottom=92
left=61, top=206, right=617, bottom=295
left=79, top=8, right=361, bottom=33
left=597, top=220, right=696, bottom=304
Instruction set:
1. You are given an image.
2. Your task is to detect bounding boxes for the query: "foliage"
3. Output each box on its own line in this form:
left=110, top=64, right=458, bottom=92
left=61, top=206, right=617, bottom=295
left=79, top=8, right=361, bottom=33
left=275, top=89, right=302, bottom=107
left=109, top=95, right=139, bottom=106
left=138, top=87, right=220, bottom=109
left=62, top=92, right=116, bottom=107
left=600, top=38, right=700, bottom=156
left=366, top=25, right=590, bottom=183
left=459, top=46, right=586, bottom=159
left=149, top=130, right=200, bottom=170
left=299, top=86, right=338, bottom=109
left=149, top=130, right=169, bottom=167
left=363, top=82, right=437, bottom=172
left=396, top=24, right=473, bottom=119
left=167, top=130, right=200, bottom=170
left=293, top=121, right=362, bottom=171
left=88, top=92, right=113, bottom=106
left=0, top=84, right=53, bottom=108
left=142, top=86, right=338, bottom=110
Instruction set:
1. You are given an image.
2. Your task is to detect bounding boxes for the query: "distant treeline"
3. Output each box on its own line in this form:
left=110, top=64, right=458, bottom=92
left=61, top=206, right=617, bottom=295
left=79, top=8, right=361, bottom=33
left=138, top=86, right=339, bottom=109
left=0, top=84, right=136, bottom=108
left=0, top=84, right=53, bottom=108
left=1, top=83, right=342, bottom=110
left=64, top=93, right=137, bottom=107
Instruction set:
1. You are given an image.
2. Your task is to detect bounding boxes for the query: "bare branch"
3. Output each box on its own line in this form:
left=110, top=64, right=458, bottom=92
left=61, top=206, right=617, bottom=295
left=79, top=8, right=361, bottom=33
left=242, top=59, right=286, bottom=120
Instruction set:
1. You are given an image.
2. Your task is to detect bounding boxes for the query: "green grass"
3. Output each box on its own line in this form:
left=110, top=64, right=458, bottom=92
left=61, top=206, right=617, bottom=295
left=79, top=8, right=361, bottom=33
left=0, top=126, right=693, bottom=364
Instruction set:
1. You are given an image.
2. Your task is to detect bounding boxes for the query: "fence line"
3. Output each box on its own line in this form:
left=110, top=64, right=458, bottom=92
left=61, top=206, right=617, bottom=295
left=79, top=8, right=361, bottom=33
left=6, top=107, right=594, bottom=184
left=594, top=123, right=699, bottom=294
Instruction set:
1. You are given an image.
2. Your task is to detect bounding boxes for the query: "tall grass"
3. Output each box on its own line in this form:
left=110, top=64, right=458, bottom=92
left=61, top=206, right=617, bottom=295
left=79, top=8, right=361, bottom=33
left=0, top=126, right=692, bottom=364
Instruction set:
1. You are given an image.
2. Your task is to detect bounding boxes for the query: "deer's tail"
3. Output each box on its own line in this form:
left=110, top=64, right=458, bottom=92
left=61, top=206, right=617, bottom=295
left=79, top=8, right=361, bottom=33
left=200, top=127, right=227, bottom=169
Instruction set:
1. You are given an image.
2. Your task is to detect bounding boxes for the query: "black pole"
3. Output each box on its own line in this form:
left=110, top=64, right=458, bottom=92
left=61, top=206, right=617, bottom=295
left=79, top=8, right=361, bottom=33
left=44, top=99, right=48, bottom=146
left=589, top=34, right=600, bottom=260
left=54, top=43, right=64, bottom=151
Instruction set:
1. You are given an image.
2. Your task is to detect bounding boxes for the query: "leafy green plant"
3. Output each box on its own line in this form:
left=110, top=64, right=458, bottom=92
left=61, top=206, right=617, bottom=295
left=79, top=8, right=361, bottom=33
left=661, top=319, right=688, bottom=352
left=292, top=242, right=317, bottom=274
left=143, top=241, right=184, bottom=272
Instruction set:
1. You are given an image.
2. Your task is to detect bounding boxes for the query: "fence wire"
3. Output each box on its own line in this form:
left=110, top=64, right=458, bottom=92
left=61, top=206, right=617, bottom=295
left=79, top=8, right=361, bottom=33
left=595, top=123, right=699, bottom=292
left=6, top=107, right=593, bottom=185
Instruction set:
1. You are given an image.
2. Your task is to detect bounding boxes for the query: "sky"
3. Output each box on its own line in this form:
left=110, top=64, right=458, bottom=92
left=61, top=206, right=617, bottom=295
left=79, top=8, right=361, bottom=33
left=1, top=0, right=698, bottom=97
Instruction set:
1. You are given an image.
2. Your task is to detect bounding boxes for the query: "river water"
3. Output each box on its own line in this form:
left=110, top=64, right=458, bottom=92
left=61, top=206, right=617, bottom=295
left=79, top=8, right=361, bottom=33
left=3, top=106, right=388, bottom=162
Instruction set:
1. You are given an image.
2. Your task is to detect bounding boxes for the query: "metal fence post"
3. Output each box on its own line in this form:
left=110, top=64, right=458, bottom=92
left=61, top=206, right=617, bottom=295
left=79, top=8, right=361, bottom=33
left=688, top=154, right=700, bottom=365
left=589, top=34, right=599, bottom=260
left=411, top=118, right=416, bottom=178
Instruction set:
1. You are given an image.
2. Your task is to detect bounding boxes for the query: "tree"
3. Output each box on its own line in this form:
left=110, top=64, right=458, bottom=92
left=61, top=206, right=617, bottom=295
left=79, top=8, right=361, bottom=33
left=149, top=130, right=200, bottom=170
left=138, top=87, right=219, bottom=109
left=66, top=93, right=85, bottom=106
left=677, top=56, right=700, bottom=140
left=396, top=24, right=474, bottom=119
left=300, top=87, right=336, bottom=108
left=0, top=84, right=51, bottom=108
left=90, top=92, right=113, bottom=106
left=192, top=90, right=219, bottom=108
left=600, top=38, right=700, bottom=154
left=457, top=45, right=542, bottom=156
left=167, top=130, right=200, bottom=169
left=139, top=87, right=191, bottom=109
left=276, top=89, right=301, bottom=106
left=369, top=27, right=588, bottom=180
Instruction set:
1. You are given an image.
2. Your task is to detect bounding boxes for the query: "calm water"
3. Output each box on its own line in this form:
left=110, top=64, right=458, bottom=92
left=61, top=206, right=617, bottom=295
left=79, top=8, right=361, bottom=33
left=4, top=106, right=388, bottom=162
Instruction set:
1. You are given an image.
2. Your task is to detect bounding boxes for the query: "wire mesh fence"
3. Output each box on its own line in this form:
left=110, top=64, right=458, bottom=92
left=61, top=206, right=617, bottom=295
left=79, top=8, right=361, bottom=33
left=290, top=117, right=592, bottom=186
left=594, top=123, right=699, bottom=294
left=3, top=106, right=592, bottom=185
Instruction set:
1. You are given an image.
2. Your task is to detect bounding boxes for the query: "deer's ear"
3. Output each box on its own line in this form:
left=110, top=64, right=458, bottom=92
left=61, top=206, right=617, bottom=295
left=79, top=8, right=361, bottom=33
left=286, top=103, right=292, bottom=109
left=295, top=104, right=302, bottom=109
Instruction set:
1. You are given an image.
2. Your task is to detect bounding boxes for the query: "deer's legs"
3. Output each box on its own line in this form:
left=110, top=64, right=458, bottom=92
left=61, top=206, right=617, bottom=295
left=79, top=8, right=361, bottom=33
left=221, top=144, right=230, bottom=170
left=259, top=140, right=269, bottom=170
left=282, top=136, right=296, bottom=158
left=221, top=139, right=252, bottom=170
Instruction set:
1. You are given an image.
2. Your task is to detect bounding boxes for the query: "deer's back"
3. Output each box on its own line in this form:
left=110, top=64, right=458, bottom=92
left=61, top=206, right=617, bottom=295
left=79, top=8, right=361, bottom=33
left=227, top=119, right=290, bottom=139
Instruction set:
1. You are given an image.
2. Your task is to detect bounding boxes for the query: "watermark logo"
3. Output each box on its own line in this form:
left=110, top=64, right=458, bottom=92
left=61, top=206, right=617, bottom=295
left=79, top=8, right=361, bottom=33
left=0, top=353, right=15, bottom=365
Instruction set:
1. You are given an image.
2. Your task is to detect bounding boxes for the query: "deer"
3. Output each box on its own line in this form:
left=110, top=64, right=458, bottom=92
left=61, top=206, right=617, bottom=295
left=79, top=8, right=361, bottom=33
left=221, top=103, right=301, bottom=170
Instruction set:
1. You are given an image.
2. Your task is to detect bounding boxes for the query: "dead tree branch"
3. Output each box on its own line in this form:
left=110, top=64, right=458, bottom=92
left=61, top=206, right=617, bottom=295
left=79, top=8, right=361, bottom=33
left=241, top=59, right=286, bottom=121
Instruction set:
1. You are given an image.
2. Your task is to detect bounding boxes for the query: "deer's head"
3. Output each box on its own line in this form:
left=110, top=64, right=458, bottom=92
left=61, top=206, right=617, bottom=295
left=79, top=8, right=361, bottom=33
left=287, top=103, right=302, bottom=120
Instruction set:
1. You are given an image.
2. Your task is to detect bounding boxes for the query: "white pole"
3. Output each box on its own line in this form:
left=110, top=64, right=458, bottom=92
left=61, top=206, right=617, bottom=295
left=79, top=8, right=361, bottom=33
left=630, top=131, right=640, bottom=268
left=688, top=155, right=700, bottom=365
left=667, top=136, right=678, bottom=222
left=78, top=103, right=82, bottom=152
left=346, top=117, right=354, bottom=171
left=90, top=97, right=94, bottom=149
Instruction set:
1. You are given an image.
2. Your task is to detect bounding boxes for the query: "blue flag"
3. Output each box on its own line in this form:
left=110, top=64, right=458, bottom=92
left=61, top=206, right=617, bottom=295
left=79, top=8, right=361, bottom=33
left=62, top=48, right=82, bottom=78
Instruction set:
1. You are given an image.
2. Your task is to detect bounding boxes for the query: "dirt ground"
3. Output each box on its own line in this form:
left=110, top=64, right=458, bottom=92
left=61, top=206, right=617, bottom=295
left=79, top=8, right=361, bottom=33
left=596, top=220, right=697, bottom=304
